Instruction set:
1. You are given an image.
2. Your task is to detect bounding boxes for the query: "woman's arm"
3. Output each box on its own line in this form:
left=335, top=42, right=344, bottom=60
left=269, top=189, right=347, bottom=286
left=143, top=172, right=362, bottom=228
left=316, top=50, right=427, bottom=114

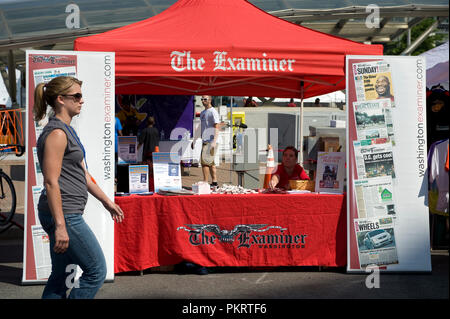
left=269, top=174, right=280, bottom=189
left=83, top=164, right=124, bottom=223
left=41, top=129, right=69, bottom=254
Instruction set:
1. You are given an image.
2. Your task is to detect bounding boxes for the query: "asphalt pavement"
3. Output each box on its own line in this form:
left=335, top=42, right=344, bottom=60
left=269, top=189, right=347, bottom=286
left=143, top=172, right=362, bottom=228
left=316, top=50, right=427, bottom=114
left=0, top=221, right=448, bottom=300
left=0, top=164, right=447, bottom=316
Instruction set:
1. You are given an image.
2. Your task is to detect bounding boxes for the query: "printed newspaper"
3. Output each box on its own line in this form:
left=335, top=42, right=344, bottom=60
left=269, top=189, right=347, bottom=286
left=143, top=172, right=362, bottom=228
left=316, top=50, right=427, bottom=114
left=354, top=176, right=396, bottom=219
left=353, top=98, right=395, bottom=145
left=353, top=141, right=395, bottom=180
left=352, top=60, right=396, bottom=107
left=354, top=216, right=398, bottom=268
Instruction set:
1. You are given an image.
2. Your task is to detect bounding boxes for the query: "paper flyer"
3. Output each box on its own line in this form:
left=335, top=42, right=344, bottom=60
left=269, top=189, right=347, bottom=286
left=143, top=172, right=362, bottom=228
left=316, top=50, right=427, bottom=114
left=128, top=165, right=149, bottom=194
left=152, top=152, right=182, bottom=193
left=315, top=152, right=346, bottom=193
left=118, top=136, right=138, bottom=164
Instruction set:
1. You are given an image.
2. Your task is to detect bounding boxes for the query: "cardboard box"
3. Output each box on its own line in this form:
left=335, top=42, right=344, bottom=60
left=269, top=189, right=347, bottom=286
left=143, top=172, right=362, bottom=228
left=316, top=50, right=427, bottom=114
left=320, top=137, right=340, bottom=152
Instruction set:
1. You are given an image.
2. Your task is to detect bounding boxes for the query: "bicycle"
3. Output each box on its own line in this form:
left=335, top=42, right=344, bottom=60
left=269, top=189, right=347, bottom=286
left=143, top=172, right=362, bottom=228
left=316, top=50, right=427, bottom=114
left=0, top=143, right=25, bottom=233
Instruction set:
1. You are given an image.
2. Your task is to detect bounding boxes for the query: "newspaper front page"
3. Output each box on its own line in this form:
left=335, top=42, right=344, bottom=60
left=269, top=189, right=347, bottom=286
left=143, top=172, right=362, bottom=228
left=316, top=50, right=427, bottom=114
left=352, top=60, right=396, bottom=107
left=353, top=141, right=395, bottom=180
left=354, top=176, right=396, bottom=219
left=31, top=225, right=51, bottom=279
left=353, top=99, right=395, bottom=145
left=354, top=216, right=398, bottom=268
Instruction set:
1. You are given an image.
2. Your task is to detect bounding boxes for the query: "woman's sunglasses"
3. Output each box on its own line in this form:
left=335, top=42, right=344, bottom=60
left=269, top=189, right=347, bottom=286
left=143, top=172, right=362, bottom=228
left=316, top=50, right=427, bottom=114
left=61, top=93, right=83, bottom=101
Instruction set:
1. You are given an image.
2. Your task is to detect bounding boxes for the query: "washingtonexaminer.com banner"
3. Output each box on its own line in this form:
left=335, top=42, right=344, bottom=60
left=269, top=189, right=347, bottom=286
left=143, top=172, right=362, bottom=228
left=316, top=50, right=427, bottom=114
left=346, top=55, right=431, bottom=273
left=23, top=50, right=115, bottom=284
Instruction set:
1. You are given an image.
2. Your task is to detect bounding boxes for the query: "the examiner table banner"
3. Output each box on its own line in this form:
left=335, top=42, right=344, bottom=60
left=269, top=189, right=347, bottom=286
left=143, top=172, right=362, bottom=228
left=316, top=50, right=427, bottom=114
left=114, top=193, right=347, bottom=273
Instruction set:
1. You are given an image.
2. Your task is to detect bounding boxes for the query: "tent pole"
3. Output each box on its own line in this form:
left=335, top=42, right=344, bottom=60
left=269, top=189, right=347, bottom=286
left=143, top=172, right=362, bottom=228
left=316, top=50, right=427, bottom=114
left=229, top=96, right=233, bottom=184
left=299, top=81, right=304, bottom=166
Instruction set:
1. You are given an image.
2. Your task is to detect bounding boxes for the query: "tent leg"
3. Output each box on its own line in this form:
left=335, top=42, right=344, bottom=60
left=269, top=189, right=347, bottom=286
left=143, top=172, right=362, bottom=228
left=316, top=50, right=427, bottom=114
left=299, top=81, right=304, bottom=165
left=229, top=96, right=233, bottom=184
left=7, top=50, right=17, bottom=106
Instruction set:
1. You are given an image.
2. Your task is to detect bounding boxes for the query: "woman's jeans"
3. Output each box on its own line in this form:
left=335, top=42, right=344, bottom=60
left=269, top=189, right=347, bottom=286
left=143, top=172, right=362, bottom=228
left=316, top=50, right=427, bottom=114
left=38, top=211, right=107, bottom=299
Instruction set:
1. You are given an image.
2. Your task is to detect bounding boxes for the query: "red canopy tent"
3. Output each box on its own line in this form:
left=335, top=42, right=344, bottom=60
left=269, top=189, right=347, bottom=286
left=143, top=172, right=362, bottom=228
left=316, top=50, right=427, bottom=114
left=74, top=0, right=383, bottom=98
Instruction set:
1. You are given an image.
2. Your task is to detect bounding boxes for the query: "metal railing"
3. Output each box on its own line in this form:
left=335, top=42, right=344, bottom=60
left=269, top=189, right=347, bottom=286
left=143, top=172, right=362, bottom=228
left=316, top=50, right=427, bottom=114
left=0, top=109, right=24, bottom=154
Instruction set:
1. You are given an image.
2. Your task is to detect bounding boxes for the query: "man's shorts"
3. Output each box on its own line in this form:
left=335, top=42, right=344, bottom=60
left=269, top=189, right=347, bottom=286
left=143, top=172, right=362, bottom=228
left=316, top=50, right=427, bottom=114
left=201, top=142, right=218, bottom=166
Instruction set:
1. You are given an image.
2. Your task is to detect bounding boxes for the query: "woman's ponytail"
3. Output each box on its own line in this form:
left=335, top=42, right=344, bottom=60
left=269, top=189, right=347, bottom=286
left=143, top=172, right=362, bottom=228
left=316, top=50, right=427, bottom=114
left=33, top=82, right=47, bottom=122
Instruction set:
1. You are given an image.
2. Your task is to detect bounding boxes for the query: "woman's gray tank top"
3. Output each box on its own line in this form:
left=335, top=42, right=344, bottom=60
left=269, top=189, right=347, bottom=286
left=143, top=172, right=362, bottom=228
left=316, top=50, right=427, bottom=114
left=37, top=117, right=88, bottom=214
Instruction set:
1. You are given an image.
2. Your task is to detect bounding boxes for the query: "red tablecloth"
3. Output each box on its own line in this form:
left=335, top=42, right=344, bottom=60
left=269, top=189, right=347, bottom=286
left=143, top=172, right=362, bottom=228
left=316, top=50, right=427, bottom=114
left=114, top=193, right=347, bottom=273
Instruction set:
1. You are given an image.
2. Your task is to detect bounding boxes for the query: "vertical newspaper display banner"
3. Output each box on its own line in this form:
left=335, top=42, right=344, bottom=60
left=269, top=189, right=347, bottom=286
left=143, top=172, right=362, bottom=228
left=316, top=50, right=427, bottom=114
left=23, top=50, right=115, bottom=284
left=315, top=152, right=346, bottom=194
left=346, top=55, right=431, bottom=272
left=152, top=152, right=182, bottom=193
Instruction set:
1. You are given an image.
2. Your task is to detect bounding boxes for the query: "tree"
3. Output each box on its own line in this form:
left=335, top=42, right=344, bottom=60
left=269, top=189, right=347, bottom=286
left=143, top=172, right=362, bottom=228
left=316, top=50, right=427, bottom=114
left=384, top=18, right=446, bottom=56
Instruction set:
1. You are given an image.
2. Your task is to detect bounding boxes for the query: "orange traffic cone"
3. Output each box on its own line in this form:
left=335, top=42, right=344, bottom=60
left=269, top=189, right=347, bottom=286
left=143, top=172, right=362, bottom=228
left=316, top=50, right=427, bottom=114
left=263, top=145, right=275, bottom=189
